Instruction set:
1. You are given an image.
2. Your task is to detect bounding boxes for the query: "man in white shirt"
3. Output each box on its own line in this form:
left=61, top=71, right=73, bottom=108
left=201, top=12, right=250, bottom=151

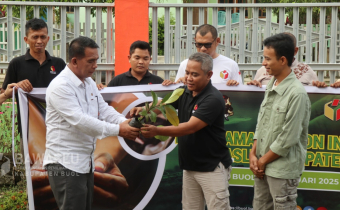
left=175, top=24, right=242, bottom=86
left=43, top=36, right=139, bottom=210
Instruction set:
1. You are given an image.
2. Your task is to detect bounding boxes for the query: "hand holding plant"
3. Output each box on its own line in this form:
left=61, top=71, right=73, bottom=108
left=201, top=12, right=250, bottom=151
left=129, top=88, right=184, bottom=141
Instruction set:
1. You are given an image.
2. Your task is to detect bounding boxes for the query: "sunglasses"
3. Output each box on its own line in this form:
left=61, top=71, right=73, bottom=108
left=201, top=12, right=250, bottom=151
left=194, top=39, right=216, bottom=49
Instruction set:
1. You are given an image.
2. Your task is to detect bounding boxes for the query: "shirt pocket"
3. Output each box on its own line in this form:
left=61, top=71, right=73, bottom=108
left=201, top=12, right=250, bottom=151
left=272, top=104, right=287, bottom=133
left=257, top=101, right=267, bottom=122
left=89, top=96, right=99, bottom=119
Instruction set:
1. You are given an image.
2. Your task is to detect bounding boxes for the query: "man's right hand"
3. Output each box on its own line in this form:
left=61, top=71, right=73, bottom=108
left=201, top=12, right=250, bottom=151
left=17, top=79, right=33, bottom=92
left=119, top=119, right=140, bottom=140
left=247, top=80, right=262, bottom=88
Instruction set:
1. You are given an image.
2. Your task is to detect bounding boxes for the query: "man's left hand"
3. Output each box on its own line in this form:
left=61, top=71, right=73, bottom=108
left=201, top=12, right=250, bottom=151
left=257, top=157, right=267, bottom=172
left=97, top=83, right=106, bottom=90
left=247, top=80, right=262, bottom=88
left=162, top=80, right=174, bottom=86
left=312, top=81, right=327, bottom=88
left=141, top=124, right=158, bottom=138
left=226, top=79, right=239, bottom=86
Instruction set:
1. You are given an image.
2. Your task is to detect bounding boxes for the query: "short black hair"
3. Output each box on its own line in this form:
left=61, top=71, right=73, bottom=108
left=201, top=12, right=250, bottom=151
left=25, top=18, right=48, bottom=36
left=263, top=33, right=295, bottom=67
left=129, top=41, right=151, bottom=56
left=195, top=24, right=218, bottom=40
left=284, top=32, right=297, bottom=47
left=69, top=36, right=99, bottom=60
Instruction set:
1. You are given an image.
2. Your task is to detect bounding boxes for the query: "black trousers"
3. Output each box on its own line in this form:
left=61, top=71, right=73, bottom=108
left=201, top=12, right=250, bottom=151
left=46, top=163, right=94, bottom=210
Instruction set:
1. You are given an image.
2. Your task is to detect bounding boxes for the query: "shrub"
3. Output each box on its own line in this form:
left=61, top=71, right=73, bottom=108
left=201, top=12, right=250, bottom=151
left=0, top=100, right=20, bottom=154
left=0, top=183, right=28, bottom=210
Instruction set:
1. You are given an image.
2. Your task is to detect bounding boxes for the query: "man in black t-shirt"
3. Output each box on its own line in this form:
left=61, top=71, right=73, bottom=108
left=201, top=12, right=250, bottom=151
left=1, top=18, right=66, bottom=135
left=131, top=52, right=232, bottom=210
left=104, top=41, right=170, bottom=87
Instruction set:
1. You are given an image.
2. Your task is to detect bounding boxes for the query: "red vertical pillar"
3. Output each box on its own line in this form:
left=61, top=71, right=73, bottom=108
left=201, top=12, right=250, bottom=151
left=115, top=0, right=149, bottom=76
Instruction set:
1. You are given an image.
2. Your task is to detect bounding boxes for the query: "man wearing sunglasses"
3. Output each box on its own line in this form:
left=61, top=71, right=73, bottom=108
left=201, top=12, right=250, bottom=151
left=175, top=24, right=241, bottom=86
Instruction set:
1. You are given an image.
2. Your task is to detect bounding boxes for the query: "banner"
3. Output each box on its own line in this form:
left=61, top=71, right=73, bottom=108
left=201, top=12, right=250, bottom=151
left=18, top=84, right=340, bottom=210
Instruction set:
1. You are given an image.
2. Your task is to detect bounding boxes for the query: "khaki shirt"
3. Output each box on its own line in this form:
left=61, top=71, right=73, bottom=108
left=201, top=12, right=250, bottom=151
left=254, top=71, right=311, bottom=179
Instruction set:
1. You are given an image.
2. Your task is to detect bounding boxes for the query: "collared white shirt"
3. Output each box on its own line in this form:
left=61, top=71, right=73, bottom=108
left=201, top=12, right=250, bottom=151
left=43, top=66, right=127, bottom=173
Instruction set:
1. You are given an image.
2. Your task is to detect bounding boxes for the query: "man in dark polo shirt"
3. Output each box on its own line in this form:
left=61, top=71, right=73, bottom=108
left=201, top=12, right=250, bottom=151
left=107, top=40, right=164, bottom=87
left=131, top=52, right=232, bottom=210
left=2, top=18, right=65, bottom=93
left=1, top=18, right=65, bottom=153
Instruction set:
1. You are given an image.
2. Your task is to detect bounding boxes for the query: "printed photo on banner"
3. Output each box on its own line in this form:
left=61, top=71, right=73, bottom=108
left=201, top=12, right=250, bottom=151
left=18, top=84, right=340, bottom=210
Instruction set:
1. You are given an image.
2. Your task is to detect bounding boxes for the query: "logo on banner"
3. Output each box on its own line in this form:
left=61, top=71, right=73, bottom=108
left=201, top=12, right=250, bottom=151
left=50, top=66, right=56, bottom=74
left=220, top=70, right=229, bottom=79
left=0, top=153, right=11, bottom=176
left=324, top=99, right=340, bottom=121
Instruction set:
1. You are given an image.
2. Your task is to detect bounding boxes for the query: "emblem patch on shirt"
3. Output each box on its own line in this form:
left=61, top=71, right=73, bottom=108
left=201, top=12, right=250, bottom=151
left=50, top=66, right=56, bottom=74
left=192, top=104, right=198, bottom=113
left=220, top=70, right=229, bottom=79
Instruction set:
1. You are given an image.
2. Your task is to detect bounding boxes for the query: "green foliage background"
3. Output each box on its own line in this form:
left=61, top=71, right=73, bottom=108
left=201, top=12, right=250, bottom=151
left=259, top=0, right=340, bottom=24
left=1, top=0, right=114, bottom=25
left=149, top=14, right=176, bottom=56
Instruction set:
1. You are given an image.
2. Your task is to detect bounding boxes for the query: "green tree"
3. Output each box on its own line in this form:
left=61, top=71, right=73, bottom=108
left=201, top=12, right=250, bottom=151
left=1, top=0, right=114, bottom=24
left=149, top=14, right=176, bottom=56
left=259, top=0, right=339, bottom=24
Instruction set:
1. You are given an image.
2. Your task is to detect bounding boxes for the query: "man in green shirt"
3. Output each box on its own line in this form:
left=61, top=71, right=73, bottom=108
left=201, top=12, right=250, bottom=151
left=249, top=33, right=311, bottom=210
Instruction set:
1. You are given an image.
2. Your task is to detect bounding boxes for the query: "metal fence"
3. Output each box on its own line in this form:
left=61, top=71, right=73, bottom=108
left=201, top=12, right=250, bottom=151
left=0, top=1, right=114, bottom=84
left=0, top=2, right=340, bottom=84
left=149, top=3, right=340, bottom=83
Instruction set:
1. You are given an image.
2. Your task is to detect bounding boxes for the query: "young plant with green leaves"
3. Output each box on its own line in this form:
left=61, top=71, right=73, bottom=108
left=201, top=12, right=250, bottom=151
left=129, top=88, right=185, bottom=141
